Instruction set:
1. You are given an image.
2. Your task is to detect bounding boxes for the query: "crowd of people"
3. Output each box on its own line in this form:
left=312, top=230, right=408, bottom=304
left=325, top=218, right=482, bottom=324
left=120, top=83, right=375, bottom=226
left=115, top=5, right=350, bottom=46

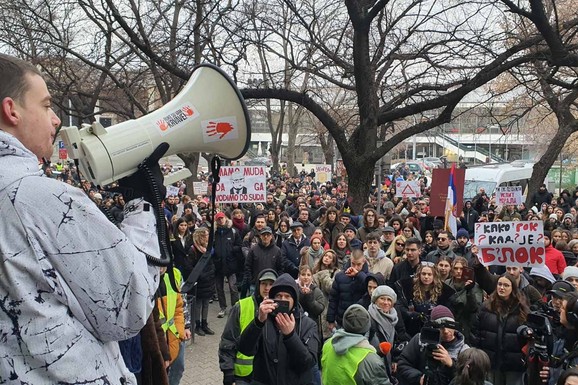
left=37, top=154, right=578, bottom=385
left=5, top=53, right=578, bottom=385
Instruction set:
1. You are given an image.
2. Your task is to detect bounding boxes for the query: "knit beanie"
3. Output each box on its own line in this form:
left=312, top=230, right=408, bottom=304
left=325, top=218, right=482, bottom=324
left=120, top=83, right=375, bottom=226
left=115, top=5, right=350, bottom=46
left=430, top=305, right=455, bottom=324
left=456, top=228, right=469, bottom=239
left=342, top=304, right=371, bottom=335
left=371, top=285, right=397, bottom=304
left=563, top=266, right=578, bottom=280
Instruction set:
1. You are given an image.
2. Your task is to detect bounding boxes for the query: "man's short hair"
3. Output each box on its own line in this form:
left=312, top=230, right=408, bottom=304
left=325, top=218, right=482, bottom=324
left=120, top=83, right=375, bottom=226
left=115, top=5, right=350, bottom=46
left=405, top=237, right=421, bottom=248
left=365, top=232, right=381, bottom=242
left=0, top=54, right=42, bottom=103
left=351, top=249, right=365, bottom=261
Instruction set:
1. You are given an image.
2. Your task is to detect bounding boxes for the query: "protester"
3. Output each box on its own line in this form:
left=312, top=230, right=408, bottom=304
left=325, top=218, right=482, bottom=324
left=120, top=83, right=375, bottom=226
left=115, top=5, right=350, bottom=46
left=0, top=54, right=162, bottom=383
left=472, top=274, right=529, bottom=385
left=321, top=304, right=391, bottom=385
left=238, top=273, right=320, bottom=385
left=219, top=269, right=278, bottom=385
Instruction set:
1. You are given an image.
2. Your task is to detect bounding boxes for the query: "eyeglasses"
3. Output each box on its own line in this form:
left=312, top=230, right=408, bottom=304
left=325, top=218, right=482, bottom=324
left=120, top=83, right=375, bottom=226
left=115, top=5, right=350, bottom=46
left=437, top=237, right=447, bottom=241
left=421, top=261, right=435, bottom=267
left=396, top=242, right=405, bottom=246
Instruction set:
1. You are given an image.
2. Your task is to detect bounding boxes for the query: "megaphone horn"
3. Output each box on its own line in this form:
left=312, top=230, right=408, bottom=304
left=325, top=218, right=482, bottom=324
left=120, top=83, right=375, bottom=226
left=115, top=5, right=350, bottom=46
left=60, top=64, right=251, bottom=186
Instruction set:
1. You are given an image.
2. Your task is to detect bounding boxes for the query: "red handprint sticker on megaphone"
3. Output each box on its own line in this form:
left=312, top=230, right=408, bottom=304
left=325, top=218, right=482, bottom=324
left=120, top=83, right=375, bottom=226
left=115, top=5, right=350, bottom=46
left=202, top=117, right=239, bottom=143
left=207, top=121, right=234, bottom=139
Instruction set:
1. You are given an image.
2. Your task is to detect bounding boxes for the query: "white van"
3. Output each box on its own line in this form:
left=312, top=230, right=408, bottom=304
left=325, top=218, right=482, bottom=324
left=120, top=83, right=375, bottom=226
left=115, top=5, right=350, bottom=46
left=463, top=161, right=539, bottom=201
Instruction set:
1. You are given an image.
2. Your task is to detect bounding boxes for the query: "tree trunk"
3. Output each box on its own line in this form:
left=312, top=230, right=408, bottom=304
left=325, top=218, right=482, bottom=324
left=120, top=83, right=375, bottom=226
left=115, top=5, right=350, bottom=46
left=287, top=103, right=298, bottom=176
left=525, top=122, right=573, bottom=208
left=345, top=159, right=375, bottom=215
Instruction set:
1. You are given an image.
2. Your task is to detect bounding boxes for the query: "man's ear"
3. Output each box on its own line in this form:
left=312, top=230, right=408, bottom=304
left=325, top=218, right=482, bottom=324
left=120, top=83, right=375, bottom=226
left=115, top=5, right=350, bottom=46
left=1, top=97, right=20, bottom=127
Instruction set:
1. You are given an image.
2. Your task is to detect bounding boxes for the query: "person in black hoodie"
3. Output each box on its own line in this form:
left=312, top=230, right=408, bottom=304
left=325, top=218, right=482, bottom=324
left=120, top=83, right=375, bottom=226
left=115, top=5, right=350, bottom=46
left=358, top=272, right=386, bottom=309
left=238, top=273, right=319, bottom=385
left=213, top=212, right=243, bottom=318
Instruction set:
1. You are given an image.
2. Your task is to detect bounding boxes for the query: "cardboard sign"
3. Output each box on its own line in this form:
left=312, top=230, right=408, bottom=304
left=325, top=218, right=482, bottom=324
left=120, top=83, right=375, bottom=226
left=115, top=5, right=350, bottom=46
left=496, top=186, right=523, bottom=206
left=429, top=168, right=465, bottom=217
left=474, top=221, right=545, bottom=267
left=193, top=181, right=208, bottom=195
left=395, top=180, right=421, bottom=198
left=215, top=166, right=267, bottom=203
left=166, top=185, right=180, bottom=197
left=315, top=164, right=332, bottom=183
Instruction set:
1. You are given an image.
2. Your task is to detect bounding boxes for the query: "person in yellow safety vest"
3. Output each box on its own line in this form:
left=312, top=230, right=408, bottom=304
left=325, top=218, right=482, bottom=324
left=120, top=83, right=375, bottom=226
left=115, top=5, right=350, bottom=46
left=157, top=267, right=191, bottom=385
left=218, top=268, right=278, bottom=385
left=321, top=304, right=391, bottom=385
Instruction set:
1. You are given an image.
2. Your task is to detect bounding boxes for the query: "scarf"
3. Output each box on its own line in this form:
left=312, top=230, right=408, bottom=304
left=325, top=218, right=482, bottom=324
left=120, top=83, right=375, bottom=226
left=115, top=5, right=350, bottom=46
left=276, top=228, right=292, bottom=240
left=368, top=303, right=398, bottom=343
left=305, top=247, right=325, bottom=269
left=232, top=217, right=245, bottom=232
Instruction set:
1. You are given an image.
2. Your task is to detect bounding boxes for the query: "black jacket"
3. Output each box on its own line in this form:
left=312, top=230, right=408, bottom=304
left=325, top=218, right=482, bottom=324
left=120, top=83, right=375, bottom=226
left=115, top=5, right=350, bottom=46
left=471, top=301, right=526, bottom=372
left=281, top=235, right=310, bottom=278
left=176, top=245, right=215, bottom=299
left=244, top=239, right=284, bottom=284
left=238, top=274, right=319, bottom=385
left=213, top=225, right=243, bottom=276
left=327, top=261, right=369, bottom=325
left=388, top=259, right=420, bottom=287
left=395, top=277, right=456, bottom=336
left=357, top=272, right=386, bottom=309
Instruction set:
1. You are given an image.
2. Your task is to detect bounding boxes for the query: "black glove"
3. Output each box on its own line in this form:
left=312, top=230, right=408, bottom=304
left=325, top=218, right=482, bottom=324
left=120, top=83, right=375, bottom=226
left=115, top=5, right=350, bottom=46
left=116, top=143, right=169, bottom=203
left=223, top=372, right=235, bottom=385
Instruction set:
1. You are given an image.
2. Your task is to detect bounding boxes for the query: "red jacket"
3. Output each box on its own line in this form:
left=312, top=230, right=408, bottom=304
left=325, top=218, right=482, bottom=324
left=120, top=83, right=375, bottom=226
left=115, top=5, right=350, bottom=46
left=545, top=245, right=567, bottom=275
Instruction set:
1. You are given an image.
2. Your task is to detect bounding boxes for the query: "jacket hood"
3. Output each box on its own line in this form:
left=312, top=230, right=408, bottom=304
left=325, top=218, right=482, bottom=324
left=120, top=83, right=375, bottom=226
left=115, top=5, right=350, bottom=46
left=443, top=330, right=469, bottom=358
left=0, top=131, right=43, bottom=192
left=331, top=329, right=372, bottom=355
left=268, top=273, right=299, bottom=309
left=364, top=248, right=386, bottom=260
left=365, top=272, right=386, bottom=286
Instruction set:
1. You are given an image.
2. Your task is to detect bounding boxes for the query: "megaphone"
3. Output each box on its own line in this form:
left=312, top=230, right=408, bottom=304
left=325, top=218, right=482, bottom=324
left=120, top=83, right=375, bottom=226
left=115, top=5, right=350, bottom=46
left=60, top=64, right=251, bottom=186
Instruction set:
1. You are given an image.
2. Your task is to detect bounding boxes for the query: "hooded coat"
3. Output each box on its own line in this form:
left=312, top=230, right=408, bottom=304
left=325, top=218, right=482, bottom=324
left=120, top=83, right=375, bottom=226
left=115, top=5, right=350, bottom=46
left=321, top=330, right=391, bottom=385
left=0, top=131, right=160, bottom=383
left=397, top=330, right=470, bottom=385
left=238, top=274, right=319, bottom=385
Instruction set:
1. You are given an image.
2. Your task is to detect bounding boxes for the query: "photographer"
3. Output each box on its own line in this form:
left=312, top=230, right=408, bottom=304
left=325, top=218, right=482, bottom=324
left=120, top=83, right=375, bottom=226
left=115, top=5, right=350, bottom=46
left=540, top=292, right=578, bottom=385
left=238, top=273, right=319, bottom=385
left=397, top=306, right=469, bottom=385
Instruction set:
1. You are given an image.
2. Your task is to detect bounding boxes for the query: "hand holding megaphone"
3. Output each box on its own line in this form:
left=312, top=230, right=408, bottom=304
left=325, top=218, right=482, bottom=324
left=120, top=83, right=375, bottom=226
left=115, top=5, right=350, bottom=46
left=116, top=143, right=169, bottom=203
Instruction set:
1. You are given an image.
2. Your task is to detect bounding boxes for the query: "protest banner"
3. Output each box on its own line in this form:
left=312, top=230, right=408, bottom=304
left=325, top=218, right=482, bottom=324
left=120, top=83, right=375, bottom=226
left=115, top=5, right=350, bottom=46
left=215, top=166, right=267, bottom=203
left=496, top=186, right=523, bottom=206
left=166, top=185, right=180, bottom=197
left=315, top=164, right=332, bottom=183
left=474, top=221, right=545, bottom=267
left=395, top=180, right=421, bottom=198
left=429, top=168, right=465, bottom=216
left=193, top=181, right=208, bottom=195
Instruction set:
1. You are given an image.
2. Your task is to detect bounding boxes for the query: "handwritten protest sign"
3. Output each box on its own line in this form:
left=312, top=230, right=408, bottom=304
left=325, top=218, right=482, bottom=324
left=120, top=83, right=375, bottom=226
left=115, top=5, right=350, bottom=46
left=395, top=181, right=421, bottom=198
left=496, top=186, right=522, bottom=206
left=166, top=185, right=180, bottom=198
left=315, top=164, right=332, bottom=183
left=193, top=181, right=208, bottom=195
left=215, top=166, right=266, bottom=203
left=474, top=221, right=545, bottom=267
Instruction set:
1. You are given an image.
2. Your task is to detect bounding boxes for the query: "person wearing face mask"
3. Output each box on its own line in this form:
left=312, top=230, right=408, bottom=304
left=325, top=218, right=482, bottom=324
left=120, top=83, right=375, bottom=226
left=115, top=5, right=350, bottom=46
left=397, top=305, right=470, bottom=385
left=472, top=274, right=530, bottom=385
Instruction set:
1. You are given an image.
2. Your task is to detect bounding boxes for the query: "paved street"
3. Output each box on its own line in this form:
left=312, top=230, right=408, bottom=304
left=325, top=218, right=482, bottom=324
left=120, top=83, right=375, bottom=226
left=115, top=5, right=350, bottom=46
left=180, top=294, right=230, bottom=385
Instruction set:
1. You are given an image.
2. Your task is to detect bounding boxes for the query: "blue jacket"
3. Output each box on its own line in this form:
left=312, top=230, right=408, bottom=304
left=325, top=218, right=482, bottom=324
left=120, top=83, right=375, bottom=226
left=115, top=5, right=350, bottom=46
left=327, top=261, right=369, bottom=325
left=281, top=235, right=310, bottom=278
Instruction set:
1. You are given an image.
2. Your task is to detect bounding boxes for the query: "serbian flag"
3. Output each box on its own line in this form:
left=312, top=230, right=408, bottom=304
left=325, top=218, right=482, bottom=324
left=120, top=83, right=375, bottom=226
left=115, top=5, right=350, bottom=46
left=444, top=164, right=458, bottom=236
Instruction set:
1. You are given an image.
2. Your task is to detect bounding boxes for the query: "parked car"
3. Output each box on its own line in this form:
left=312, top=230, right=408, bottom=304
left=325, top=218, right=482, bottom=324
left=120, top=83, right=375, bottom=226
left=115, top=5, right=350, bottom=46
left=245, top=156, right=272, bottom=167
left=422, top=157, right=443, bottom=168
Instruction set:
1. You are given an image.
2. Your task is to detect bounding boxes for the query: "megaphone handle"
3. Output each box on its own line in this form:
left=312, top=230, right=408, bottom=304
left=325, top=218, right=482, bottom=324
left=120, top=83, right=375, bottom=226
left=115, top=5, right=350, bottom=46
left=137, top=157, right=172, bottom=268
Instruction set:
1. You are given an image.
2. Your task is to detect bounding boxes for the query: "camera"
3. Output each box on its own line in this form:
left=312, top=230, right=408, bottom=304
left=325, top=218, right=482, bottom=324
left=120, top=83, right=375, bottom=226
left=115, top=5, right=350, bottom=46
left=419, top=320, right=460, bottom=385
left=518, top=312, right=553, bottom=385
left=271, top=300, right=290, bottom=317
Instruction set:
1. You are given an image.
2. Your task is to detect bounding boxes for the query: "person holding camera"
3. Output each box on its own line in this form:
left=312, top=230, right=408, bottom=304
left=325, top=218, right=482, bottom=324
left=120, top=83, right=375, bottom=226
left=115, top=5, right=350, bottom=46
left=219, top=269, right=278, bottom=385
left=397, top=305, right=470, bottom=385
left=538, top=292, right=578, bottom=385
left=471, top=274, right=530, bottom=385
left=238, top=273, right=320, bottom=385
